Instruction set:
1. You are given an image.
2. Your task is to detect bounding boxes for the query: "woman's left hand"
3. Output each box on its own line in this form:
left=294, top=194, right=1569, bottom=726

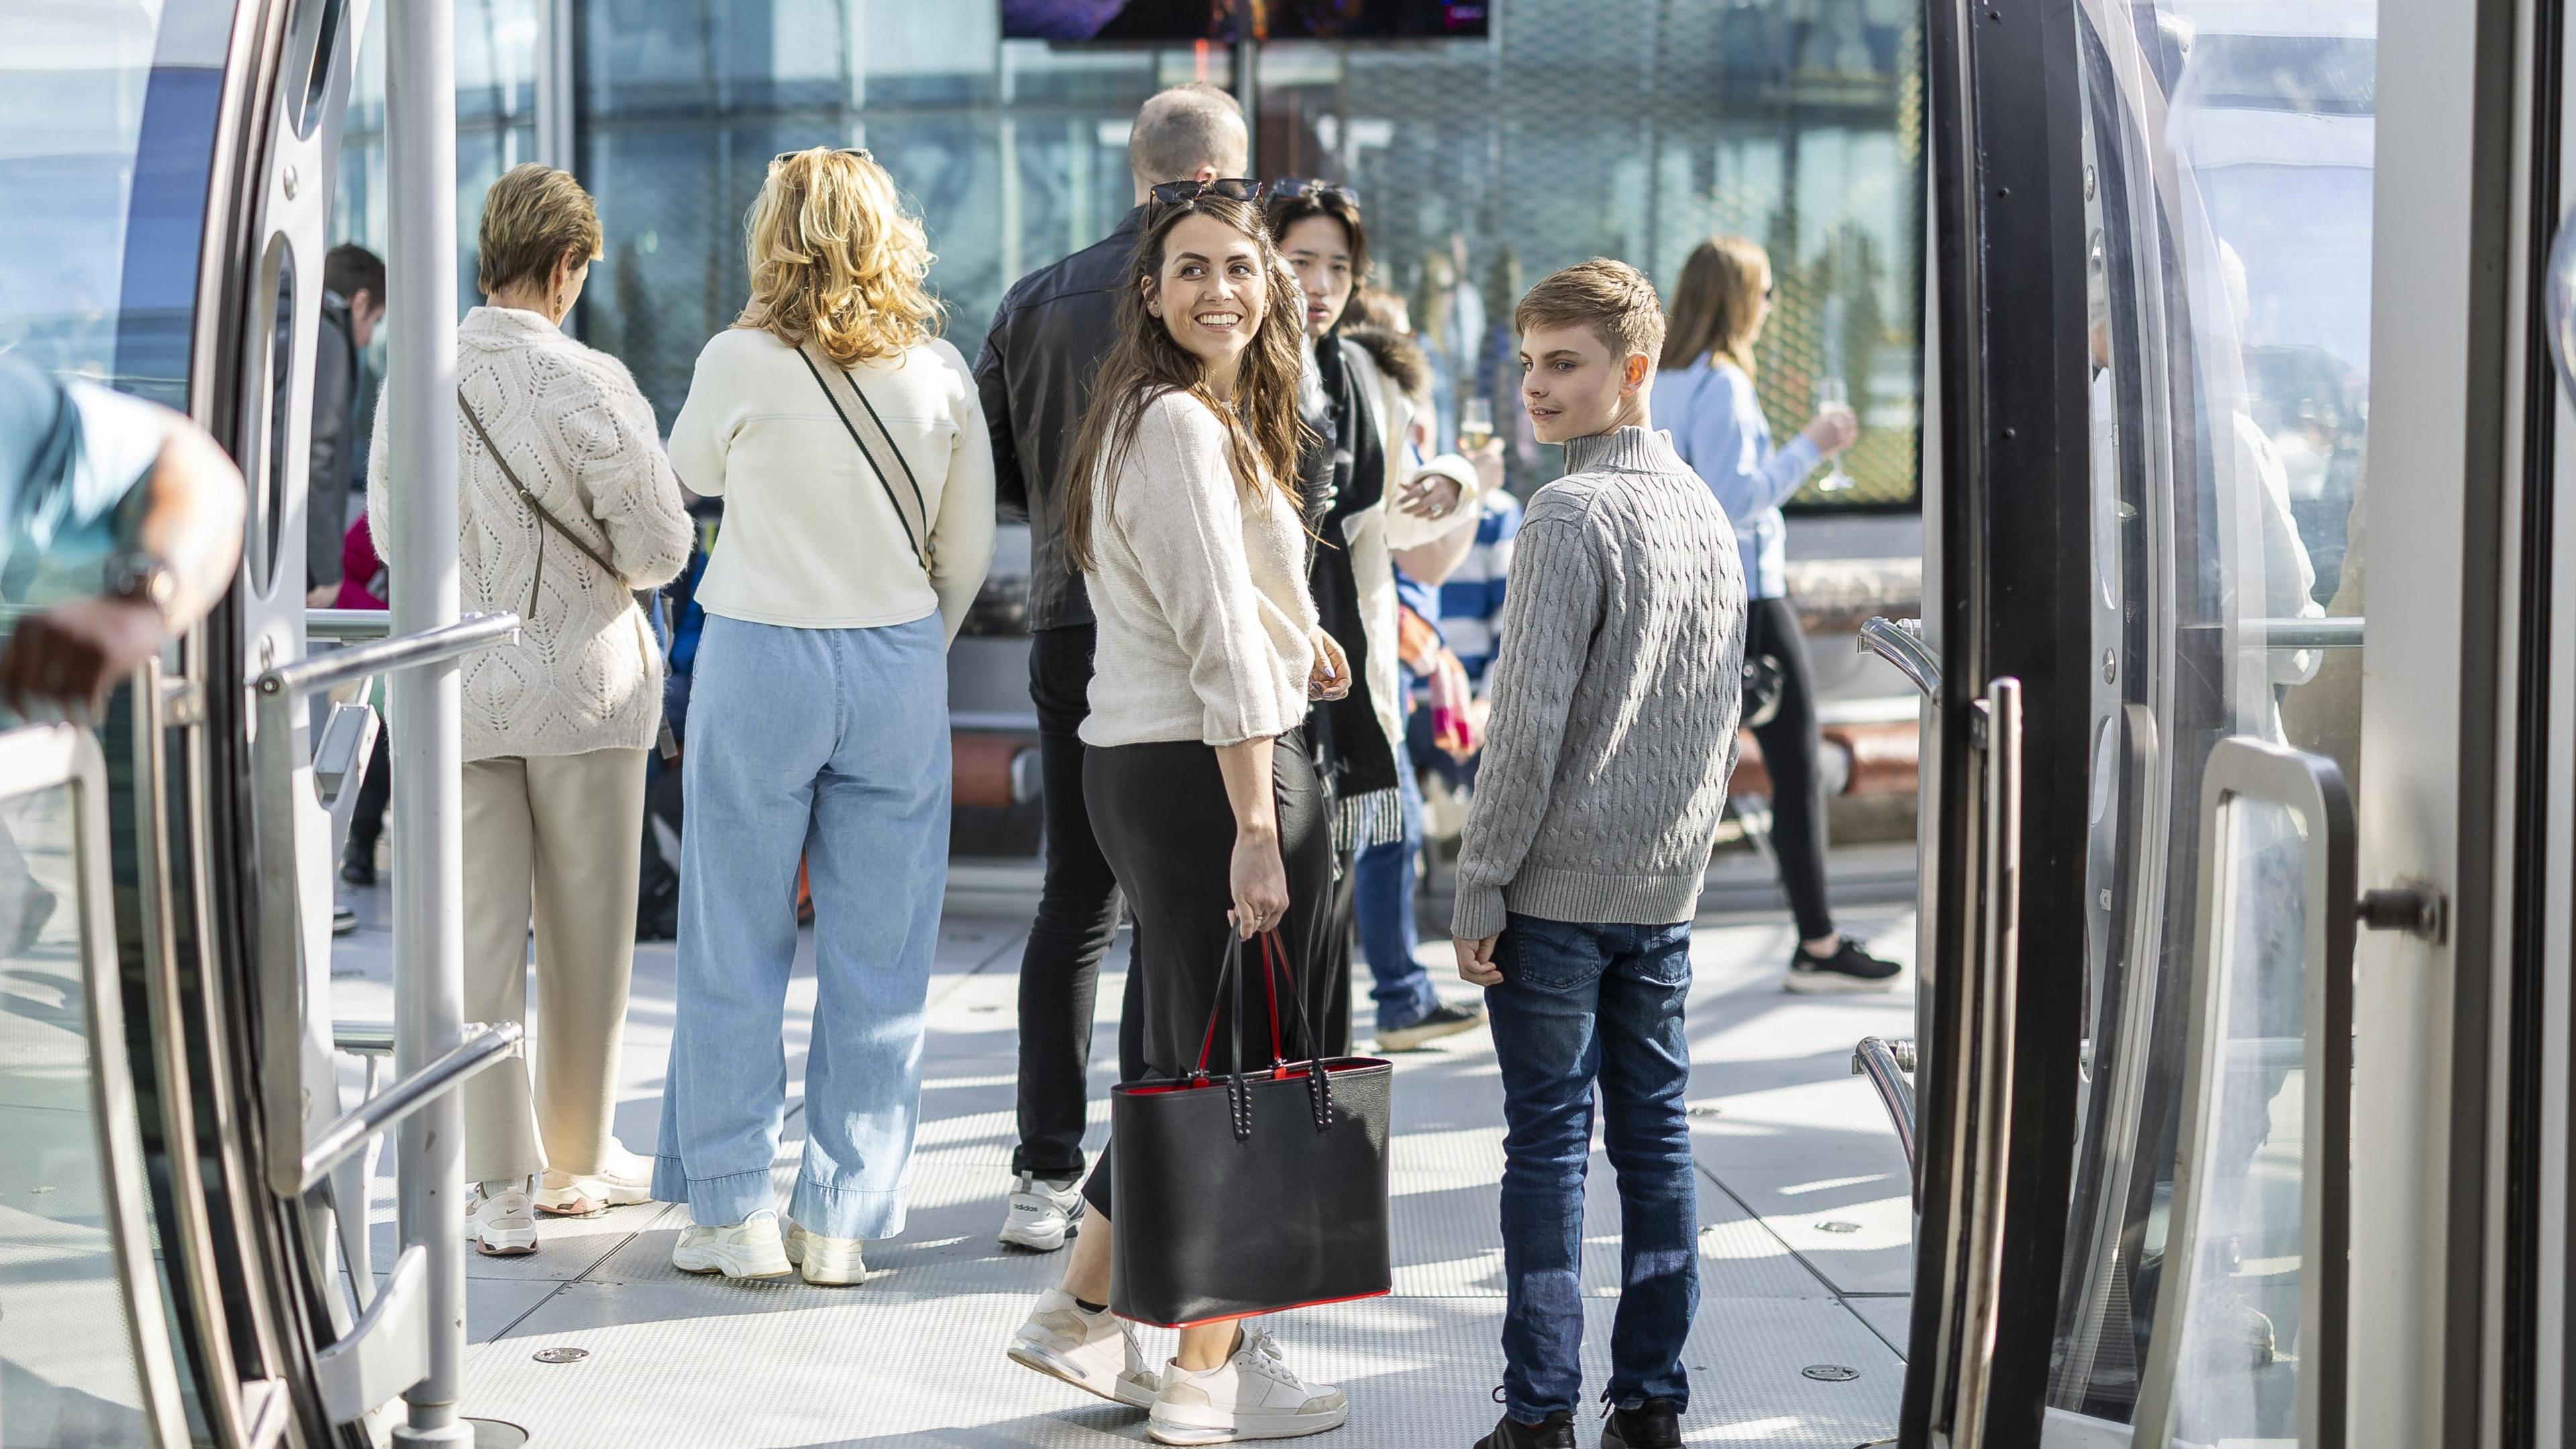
left=1309, top=629, right=1352, bottom=701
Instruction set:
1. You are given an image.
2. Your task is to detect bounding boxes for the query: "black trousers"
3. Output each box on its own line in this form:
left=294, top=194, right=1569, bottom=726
left=1014, top=625, right=1147, bottom=1179
left=1079, top=729, right=1336, bottom=1219
left=1746, top=597, right=1835, bottom=942
left=348, top=731, right=391, bottom=855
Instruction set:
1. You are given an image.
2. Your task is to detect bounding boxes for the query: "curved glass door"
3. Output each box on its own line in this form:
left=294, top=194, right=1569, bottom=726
left=2043, top=0, right=2374, bottom=1440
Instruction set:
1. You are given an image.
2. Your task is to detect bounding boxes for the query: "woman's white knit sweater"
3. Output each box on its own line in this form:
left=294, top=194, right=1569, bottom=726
left=368, top=306, right=692, bottom=762
left=1079, top=389, right=1318, bottom=749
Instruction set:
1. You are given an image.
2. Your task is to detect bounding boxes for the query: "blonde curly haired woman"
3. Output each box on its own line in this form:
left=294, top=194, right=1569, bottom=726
left=652, top=147, right=996, bottom=1283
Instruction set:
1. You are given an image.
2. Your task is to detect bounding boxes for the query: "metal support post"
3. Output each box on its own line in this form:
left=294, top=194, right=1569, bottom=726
left=385, top=0, right=470, bottom=1441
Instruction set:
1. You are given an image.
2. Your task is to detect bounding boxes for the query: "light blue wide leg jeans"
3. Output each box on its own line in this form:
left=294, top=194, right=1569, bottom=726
left=653, top=612, right=951, bottom=1240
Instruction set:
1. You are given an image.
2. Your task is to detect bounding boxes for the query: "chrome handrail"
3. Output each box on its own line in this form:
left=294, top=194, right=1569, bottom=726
left=306, top=608, right=395, bottom=642
left=252, top=611, right=519, bottom=1199
left=1851, top=1035, right=1919, bottom=1181
left=1860, top=616, right=1941, bottom=700
left=258, top=611, right=517, bottom=698
left=2251, top=615, right=2363, bottom=651
left=299, top=1022, right=523, bottom=1193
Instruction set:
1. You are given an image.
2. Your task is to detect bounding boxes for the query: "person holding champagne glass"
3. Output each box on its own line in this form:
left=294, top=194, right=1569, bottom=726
left=1653, top=234, right=1900, bottom=993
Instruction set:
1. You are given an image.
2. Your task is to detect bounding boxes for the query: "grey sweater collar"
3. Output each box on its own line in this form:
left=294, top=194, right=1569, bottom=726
left=1563, top=424, right=1683, bottom=476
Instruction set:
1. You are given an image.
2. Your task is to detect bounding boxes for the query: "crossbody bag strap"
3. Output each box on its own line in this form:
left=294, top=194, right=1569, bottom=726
left=458, top=388, right=628, bottom=619
left=794, top=342, right=933, bottom=576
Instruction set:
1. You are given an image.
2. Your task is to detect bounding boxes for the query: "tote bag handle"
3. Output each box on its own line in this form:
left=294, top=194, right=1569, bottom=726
left=1188, top=930, right=1335, bottom=1140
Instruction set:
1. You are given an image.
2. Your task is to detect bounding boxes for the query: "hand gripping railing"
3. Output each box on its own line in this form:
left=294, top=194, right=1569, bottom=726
left=254, top=610, right=523, bottom=1201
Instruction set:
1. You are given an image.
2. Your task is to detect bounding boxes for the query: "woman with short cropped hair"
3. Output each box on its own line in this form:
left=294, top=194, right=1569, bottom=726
left=654, top=147, right=995, bottom=1286
left=368, top=162, right=693, bottom=1256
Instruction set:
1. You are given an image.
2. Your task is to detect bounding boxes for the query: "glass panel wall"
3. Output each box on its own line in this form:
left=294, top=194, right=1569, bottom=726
left=326, top=0, right=1924, bottom=508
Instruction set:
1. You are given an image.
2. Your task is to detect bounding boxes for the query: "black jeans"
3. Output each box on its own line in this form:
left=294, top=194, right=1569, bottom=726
left=1746, top=597, right=1835, bottom=942
left=1077, top=729, right=1335, bottom=1219
left=1014, top=625, right=1146, bottom=1179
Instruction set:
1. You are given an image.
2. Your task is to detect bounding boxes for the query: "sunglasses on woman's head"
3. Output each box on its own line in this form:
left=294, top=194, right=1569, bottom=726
left=775, top=146, right=872, bottom=165
left=1148, top=177, right=1263, bottom=211
left=1267, top=176, right=1356, bottom=206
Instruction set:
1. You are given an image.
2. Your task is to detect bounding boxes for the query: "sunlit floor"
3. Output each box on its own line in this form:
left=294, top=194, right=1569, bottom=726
left=328, top=865, right=1918, bottom=1448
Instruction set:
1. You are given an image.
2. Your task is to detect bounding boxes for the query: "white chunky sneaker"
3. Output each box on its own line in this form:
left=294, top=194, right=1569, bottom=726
left=1149, top=1328, right=1348, bottom=1444
left=535, top=1141, right=655, bottom=1217
left=1007, top=1288, right=1160, bottom=1408
left=782, top=1218, right=869, bottom=1285
left=466, top=1183, right=539, bottom=1257
left=998, top=1171, right=1086, bottom=1252
left=670, top=1208, right=792, bottom=1281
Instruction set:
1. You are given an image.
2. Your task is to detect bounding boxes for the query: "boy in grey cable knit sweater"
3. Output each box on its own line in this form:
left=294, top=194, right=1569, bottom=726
left=1455, top=260, right=1743, bottom=1449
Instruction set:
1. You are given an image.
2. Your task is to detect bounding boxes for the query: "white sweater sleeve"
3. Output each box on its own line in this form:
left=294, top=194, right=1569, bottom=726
left=580, top=354, right=693, bottom=591
left=665, top=341, right=730, bottom=499
left=928, top=343, right=998, bottom=645
left=1117, top=394, right=1299, bottom=747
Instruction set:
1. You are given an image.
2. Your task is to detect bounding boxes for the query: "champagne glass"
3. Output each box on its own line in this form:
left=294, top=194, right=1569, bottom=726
left=1815, top=376, right=1857, bottom=492
left=1456, top=396, right=1494, bottom=453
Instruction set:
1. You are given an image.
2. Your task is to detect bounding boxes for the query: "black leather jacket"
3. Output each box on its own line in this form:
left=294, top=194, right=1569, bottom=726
left=973, top=206, right=1147, bottom=633
left=307, top=291, right=360, bottom=589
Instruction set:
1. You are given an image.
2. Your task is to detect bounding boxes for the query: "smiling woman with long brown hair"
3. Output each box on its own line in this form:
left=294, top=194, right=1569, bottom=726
left=1004, top=189, right=1358, bottom=1445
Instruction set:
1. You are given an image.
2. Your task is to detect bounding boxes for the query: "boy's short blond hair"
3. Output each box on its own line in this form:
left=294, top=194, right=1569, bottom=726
left=1514, top=258, right=1666, bottom=365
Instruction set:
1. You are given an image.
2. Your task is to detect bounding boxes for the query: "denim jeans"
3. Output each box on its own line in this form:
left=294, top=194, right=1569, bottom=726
left=653, top=612, right=951, bottom=1240
left=1487, top=913, right=1698, bottom=1421
left=1353, top=744, right=1438, bottom=1033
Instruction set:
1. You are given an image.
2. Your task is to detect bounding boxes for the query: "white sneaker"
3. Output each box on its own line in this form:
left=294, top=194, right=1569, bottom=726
left=1150, top=1328, right=1348, bottom=1444
left=535, top=1142, right=655, bottom=1217
left=782, top=1217, right=869, bottom=1285
left=670, top=1208, right=792, bottom=1280
left=998, top=1171, right=1086, bottom=1252
left=466, top=1184, right=539, bottom=1257
left=1007, top=1288, right=1160, bottom=1409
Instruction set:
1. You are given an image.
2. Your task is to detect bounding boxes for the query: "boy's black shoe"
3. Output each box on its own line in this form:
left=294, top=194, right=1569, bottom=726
left=1475, top=1410, right=1575, bottom=1449
left=1784, top=936, right=1903, bottom=994
left=1601, top=1397, right=1682, bottom=1448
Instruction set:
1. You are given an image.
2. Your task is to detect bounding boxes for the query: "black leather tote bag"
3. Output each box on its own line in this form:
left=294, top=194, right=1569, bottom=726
left=1110, top=930, right=1394, bottom=1328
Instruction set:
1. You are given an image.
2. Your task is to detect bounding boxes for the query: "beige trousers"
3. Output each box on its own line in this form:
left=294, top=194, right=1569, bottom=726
left=462, top=748, right=648, bottom=1184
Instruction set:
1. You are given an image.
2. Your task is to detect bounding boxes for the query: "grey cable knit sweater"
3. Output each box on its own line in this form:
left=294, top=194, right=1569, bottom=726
left=1450, top=424, right=1746, bottom=941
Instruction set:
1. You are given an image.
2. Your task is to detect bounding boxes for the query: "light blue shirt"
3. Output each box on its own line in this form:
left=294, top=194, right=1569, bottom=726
left=1653, top=354, right=1820, bottom=599
left=1, top=355, right=163, bottom=580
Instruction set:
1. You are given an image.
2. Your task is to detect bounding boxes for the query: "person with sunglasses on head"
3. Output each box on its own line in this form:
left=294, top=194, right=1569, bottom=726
left=652, top=147, right=995, bottom=1285
left=1001, top=186, right=1354, bottom=1448
left=1654, top=235, right=1898, bottom=994
left=1259, top=176, right=1488, bottom=1057
left=971, top=83, right=1256, bottom=1257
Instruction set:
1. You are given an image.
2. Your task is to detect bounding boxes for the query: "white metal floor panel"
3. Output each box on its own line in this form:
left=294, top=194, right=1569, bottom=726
left=325, top=888, right=1921, bottom=1445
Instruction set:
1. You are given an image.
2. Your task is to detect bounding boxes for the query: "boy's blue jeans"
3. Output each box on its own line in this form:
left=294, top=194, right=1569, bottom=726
left=1487, top=913, right=1698, bottom=1422
left=653, top=613, right=951, bottom=1240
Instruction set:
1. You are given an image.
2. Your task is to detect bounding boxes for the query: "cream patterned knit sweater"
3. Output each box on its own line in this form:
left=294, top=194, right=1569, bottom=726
left=1451, top=425, right=1746, bottom=940
left=368, top=306, right=692, bottom=762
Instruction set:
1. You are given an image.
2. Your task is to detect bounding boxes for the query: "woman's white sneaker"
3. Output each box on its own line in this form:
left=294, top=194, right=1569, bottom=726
left=1007, top=1288, right=1160, bottom=1408
left=466, top=1184, right=539, bottom=1257
left=1149, top=1328, right=1348, bottom=1444
left=535, top=1141, right=655, bottom=1217
left=998, top=1172, right=1085, bottom=1252
left=670, top=1208, right=792, bottom=1280
left=782, top=1218, right=869, bottom=1285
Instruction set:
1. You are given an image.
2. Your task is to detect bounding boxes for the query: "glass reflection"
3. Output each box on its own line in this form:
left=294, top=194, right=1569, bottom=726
left=2049, top=0, right=2371, bottom=1428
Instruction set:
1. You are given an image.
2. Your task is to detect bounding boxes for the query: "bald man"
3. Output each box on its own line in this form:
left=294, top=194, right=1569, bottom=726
left=971, top=81, right=1250, bottom=1254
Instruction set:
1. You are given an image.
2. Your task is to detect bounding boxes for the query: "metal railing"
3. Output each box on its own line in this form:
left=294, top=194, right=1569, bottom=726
left=1860, top=616, right=1941, bottom=700
left=1851, top=1035, right=1919, bottom=1184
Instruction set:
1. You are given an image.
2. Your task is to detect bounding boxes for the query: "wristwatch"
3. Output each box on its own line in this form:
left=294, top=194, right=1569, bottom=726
left=103, top=550, right=181, bottom=623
